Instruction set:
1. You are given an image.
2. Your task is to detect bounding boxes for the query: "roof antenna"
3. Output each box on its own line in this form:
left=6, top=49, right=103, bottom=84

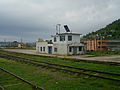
left=57, top=24, right=61, bottom=34
left=56, top=25, right=58, bottom=34
left=56, top=24, right=61, bottom=34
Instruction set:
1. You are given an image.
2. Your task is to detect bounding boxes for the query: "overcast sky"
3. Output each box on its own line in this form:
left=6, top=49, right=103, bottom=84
left=0, top=0, right=120, bottom=42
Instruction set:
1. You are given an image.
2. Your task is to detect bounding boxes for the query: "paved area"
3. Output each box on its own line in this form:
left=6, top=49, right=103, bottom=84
left=4, top=49, right=120, bottom=63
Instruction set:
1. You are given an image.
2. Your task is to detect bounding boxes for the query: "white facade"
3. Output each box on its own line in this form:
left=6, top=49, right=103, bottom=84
left=36, top=41, right=53, bottom=54
left=36, top=33, right=84, bottom=55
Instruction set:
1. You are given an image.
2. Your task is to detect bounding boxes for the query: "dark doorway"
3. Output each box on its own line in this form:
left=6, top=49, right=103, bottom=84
left=73, top=47, right=77, bottom=55
left=48, top=46, right=52, bottom=54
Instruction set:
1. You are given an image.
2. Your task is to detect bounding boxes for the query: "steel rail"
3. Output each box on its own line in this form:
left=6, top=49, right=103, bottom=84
left=0, top=54, right=120, bottom=82
left=3, top=50, right=120, bottom=66
left=0, top=53, right=120, bottom=76
left=0, top=86, right=5, bottom=90
left=0, top=67, right=45, bottom=90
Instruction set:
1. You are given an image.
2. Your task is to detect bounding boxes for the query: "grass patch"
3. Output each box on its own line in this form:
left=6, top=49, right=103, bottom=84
left=87, top=51, right=120, bottom=56
left=1, top=50, right=120, bottom=74
left=0, top=58, right=120, bottom=90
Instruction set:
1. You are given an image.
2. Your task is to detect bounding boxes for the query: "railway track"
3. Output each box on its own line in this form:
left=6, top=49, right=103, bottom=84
left=0, top=86, right=5, bottom=90
left=0, top=53, right=120, bottom=82
left=3, top=53, right=120, bottom=76
left=2, top=50, right=120, bottom=66
left=0, top=67, right=45, bottom=90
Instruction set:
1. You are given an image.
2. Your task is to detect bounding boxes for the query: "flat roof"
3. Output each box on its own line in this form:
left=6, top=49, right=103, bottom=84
left=51, top=33, right=82, bottom=37
left=58, top=33, right=81, bottom=35
left=52, top=33, right=81, bottom=36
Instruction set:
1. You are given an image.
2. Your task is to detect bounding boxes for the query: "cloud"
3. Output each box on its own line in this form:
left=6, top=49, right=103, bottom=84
left=0, top=0, right=120, bottom=42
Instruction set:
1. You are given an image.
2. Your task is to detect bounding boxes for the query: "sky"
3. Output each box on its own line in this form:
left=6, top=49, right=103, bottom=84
left=0, top=0, right=120, bottom=42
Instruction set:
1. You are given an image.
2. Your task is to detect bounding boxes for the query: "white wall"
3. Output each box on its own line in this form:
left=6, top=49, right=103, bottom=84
left=52, top=34, right=80, bottom=44
left=68, top=46, right=84, bottom=55
left=52, top=43, right=68, bottom=55
left=36, top=42, right=48, bottom=53
left=51, top=34, right=84, bottom=55
left=72, top=35, right=80, bottom=43
left=36, top=33, right=84, bottom=55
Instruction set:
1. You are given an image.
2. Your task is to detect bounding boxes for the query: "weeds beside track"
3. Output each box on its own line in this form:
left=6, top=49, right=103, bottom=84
left=0, top=53, right=120, bottom=82
left=0, top=67, right=45, bottom=90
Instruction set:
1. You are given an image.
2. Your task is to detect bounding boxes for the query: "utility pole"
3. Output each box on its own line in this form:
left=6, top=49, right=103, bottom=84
left=100, top=34, right=103, bottom=51
left=4, top=39, right=6, bottom=47
left=21, top=38, right=22, bottom=44
left=4, top=39, right=6, bottom=42
left=20, top=38, right=23, bottom=49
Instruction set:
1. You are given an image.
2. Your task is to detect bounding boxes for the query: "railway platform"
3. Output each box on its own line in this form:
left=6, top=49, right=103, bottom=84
left=4, top=49, right=120, bottom=63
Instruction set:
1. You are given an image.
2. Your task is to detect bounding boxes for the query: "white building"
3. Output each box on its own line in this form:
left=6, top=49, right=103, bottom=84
left=36, top=33, right=84, bottom=55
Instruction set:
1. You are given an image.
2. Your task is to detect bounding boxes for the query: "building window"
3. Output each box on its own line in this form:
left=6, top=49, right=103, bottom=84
left=68, top=36, right=72, bottom=41
left=41, top=47, right=42, bottom=51
left=60, top=36, right=65, bottom=41
left=54, top=48, right=57, bottom=52
left=69, top=47, right=72, bottom=52
left=43, top=47, right=45, bottom=51
left=79, top=46, right=82, bottom=51
left=98, top=46, right=100, bottom=48
left=54, top=37, right=56, bottom=42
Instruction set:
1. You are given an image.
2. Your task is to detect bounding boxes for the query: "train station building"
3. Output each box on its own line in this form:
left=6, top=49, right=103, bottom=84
left=36, top=27, right=84, bottom=55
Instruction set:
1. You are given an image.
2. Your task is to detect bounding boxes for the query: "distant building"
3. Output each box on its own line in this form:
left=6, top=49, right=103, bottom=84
left=0, top=42, right=8, bottom=47
left=0, top=41, right=18, bottom=47
left=18, top=43, right=25, bottom=48
left=36, top=33, right=84, bottom=55
left=108, top=40, right=120, bottom=51
left=84, top=40, right=120, bottom=52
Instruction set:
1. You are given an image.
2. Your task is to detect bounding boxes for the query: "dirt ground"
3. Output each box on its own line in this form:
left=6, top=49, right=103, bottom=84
left=4, top=49, right=120, bottom=63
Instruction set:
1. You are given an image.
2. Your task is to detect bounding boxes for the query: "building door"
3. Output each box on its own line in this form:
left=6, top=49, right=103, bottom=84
left=73, top=47, right=77, bottom=55
left=48, top=46, right=52, bottom=54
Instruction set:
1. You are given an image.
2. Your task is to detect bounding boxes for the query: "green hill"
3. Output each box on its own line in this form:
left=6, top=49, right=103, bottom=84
left=82, top=19, right=120, bottom=40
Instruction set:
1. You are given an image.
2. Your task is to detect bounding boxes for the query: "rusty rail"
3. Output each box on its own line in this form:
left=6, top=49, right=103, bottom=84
left=0, top=53, right=120, bottom=82
left=0, top=67, right=45, bottom=90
